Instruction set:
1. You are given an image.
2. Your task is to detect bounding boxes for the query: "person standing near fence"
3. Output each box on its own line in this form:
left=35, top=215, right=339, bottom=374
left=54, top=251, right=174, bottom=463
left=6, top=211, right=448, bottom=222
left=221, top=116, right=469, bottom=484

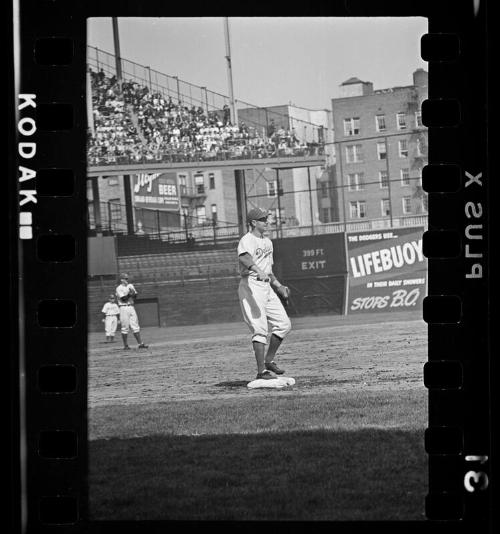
left=115, top=273, right=149, bottom=350
left=101, top=294, right=120, bottom=343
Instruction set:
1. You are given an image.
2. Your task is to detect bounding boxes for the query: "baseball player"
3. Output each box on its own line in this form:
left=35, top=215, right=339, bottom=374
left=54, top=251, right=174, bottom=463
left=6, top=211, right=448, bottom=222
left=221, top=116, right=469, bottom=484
left=101, top=294, right=120, bottom=342
left=237, top=207, right=291, bottom=380
left=115, top=273, right=148, bottom=350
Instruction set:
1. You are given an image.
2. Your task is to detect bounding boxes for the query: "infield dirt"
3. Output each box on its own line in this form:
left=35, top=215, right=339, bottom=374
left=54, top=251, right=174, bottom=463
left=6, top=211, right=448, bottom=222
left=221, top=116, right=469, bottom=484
left=89, top=310, right=426, bottom=412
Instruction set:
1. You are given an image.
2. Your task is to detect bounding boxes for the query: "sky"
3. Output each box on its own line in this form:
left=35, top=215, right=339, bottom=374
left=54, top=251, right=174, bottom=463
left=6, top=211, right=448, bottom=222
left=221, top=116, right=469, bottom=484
left=88, top=17, right=427, bottom=111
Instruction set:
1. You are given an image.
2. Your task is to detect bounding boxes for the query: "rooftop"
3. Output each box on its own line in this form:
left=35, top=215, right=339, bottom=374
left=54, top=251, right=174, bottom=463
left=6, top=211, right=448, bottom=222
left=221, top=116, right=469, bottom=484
left=340, top=77, right=368, bottom=86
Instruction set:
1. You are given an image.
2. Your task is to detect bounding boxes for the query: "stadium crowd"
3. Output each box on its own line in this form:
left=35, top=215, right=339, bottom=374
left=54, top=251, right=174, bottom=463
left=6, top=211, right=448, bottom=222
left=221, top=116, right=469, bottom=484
left=88, top=69, right=322, bottom=165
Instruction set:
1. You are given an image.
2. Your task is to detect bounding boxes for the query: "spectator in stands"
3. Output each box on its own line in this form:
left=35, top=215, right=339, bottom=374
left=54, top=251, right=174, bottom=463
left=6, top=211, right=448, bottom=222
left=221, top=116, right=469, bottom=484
left=267, top=118, right=275, bottom=137
left=136, top=221, right=145, bottom=235
left=222, top=104, right=231, bottom=125
left=186, top=233, right=196, bottom=247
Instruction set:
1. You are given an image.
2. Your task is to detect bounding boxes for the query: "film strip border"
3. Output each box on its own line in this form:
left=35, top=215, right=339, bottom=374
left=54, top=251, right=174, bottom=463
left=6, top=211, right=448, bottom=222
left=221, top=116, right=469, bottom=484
left=421, top=3, right=490, bottom=526
left=11, top=0, right=490, bottom=531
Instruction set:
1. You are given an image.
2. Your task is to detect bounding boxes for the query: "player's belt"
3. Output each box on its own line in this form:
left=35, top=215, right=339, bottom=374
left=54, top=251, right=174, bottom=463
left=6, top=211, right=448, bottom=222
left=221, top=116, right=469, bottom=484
left=119, top=304, right=133, bottom=306
left=244, top=276, right=270, bottom=283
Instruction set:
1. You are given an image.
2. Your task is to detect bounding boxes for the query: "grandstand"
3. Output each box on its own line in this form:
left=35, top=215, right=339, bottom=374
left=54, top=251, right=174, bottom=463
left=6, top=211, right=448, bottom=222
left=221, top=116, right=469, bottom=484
left=87, top=46, right=326, bottom=167
left=117, top=247, right=238, bottom=283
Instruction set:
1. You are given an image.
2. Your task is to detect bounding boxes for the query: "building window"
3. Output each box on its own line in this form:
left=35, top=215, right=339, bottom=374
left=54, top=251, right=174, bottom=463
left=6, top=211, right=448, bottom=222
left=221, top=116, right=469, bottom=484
left=343, top=117, right=360, bottom=136
left=396, top=112, right=407, bottom=130
left=178, top=174, right=187, bottom=195
left=416, top=138, right=424, bottom=156
left=321, top=207, right=330, bottom=222
left=401, top=168, right=411, bottom=186
left=379, top=170, right=389, bottom=189
left=320, top=182, right=329, bottom=198
left=108, top=199, right=122, bottom=228
left=86, top=180, right=94, bottom=201
left=422, top=194, right=428, bottom=213
left=194, top=174, right=205, bottom=194
left=267, top=180, right=277, bottom=197
left=415, top=110, right=423, bottom=128
left=87, top=204, right=95, bottom=228
left=349, top=200, right=366, bottom=219
left=346, top=144, right=363, bottom=163
left=381, top=199, right=391, bottom=217
left=375, top=114, right=386, bottom=132
left=347, top=173, right=364, bottom=191
left=402, top=197, right=412, bottom=214
left=209, top=173, right=215, bottom=190
left=376, top=141, right=387, bottom=160
left=195, top=205, right=206, bottom=224
left=274, top=207, right=285, bottom=224
left=211, top=203, right=217, bottom=222
left=398, top=139, right=409, bottom=158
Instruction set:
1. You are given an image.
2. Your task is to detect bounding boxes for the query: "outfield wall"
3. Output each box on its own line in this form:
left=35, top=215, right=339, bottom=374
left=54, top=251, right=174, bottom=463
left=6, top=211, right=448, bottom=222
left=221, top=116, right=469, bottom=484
left=88, top=227, right=425, bottom=331
left=88, top=274, right=346, bottom=333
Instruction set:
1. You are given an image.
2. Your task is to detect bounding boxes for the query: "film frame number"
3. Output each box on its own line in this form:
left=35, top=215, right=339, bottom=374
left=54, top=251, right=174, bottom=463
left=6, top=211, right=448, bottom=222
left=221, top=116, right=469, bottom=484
left=464, top=455, right=489, bottom=493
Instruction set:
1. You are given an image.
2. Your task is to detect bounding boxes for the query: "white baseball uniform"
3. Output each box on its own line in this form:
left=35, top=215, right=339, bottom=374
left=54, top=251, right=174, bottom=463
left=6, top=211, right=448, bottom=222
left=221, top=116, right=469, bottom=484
left=101, top=301, right=119, bottom=336
left=116, top=283, right=140, bottom=334
left=237, top=232, right=291, bottom=344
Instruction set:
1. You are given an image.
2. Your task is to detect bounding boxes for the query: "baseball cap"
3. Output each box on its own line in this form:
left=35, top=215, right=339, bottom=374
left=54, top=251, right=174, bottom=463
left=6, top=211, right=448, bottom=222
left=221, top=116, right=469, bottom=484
left=120, top=273, right=129, bottom=279
left=246, top=208, right=268, bottom=223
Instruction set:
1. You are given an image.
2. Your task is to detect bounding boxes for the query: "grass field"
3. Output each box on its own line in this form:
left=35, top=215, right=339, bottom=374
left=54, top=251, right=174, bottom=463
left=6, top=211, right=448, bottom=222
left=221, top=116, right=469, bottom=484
left=88, top=310, right=427, bottom=521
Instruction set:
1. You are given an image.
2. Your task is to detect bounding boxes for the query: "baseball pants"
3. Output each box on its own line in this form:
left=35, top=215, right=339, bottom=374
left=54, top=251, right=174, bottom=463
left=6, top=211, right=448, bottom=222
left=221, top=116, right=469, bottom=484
left=119, top=305, right=140, bottom=334
left=104, top=316, right=118, bottom=336
left=238, top=277, right=291, bottom=344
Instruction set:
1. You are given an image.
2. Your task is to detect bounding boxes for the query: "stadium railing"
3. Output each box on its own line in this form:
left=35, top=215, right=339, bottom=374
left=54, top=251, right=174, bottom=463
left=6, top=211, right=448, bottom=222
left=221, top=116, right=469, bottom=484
left=87, top=145, right=324, bottom=167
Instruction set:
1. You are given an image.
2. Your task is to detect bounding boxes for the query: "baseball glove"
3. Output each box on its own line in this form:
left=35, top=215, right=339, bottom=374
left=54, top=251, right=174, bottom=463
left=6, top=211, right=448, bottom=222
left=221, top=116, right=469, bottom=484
left=275, top=285, right=291, bottom=306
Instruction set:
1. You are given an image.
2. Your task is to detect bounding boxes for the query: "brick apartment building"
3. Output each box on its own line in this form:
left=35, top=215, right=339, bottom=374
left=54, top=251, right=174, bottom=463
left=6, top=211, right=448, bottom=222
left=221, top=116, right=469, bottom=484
left=317, top=68, right=428, bottom=225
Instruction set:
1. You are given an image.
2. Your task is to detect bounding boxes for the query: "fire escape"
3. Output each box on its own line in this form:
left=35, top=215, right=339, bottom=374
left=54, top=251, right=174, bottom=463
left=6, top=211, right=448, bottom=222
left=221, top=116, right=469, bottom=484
left=179, top=178, right=208, bottom=230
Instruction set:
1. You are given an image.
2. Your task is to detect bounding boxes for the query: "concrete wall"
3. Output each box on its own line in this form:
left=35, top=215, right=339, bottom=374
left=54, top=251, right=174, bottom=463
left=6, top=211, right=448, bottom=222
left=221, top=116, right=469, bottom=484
left=88, top=276, right=242, bottom=332
left=88, top=272, right=345, bottom=333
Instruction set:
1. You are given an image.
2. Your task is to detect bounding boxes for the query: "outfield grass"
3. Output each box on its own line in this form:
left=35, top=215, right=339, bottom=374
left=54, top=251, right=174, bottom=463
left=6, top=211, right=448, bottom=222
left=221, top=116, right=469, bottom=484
left=89, top=389, right=426, bottom=440
left=88, top=312, right=427, bottom=521
left=90, top=428, right=426, bottom=521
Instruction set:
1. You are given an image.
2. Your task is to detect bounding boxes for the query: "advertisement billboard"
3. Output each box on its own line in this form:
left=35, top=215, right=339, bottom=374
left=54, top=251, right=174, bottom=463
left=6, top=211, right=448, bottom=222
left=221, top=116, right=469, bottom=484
left=346, top=226, right=427, bottom=314
left=272, top=233, right=347, bottom=279
left=133, top=172, right=180, bottom=210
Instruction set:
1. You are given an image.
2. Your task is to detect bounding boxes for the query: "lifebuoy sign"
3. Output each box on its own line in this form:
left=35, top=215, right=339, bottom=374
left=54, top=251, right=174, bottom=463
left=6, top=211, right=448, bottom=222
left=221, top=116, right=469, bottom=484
left=346, top=226, right=427, bottom=313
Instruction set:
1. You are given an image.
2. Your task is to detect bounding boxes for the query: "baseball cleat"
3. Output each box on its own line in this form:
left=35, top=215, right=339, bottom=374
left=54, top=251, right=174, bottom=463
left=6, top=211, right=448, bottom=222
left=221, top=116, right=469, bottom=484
left=123, top=345, right=131, bottom=350
left=265, top=361, right=285, bottom=375
left=256, top=370, right=275, bottom=380
left=138, top=343, right=149, bottom=349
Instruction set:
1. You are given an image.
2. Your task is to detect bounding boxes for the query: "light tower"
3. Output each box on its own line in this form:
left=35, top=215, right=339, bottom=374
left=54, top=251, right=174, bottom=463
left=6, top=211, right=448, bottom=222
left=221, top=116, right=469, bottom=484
left=223, top=17, right=238, bottom=126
